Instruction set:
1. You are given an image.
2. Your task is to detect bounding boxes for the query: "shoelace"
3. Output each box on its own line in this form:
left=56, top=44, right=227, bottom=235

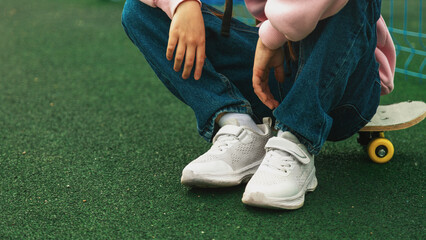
left=212, top=134, right=239, bottom=152
left=264, top=149, right=296, bottom=173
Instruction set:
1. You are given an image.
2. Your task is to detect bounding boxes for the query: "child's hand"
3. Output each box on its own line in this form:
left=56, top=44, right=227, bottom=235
left=167, top=1, right=205, bottom=80
left=252, top=38, right=285, bottom=110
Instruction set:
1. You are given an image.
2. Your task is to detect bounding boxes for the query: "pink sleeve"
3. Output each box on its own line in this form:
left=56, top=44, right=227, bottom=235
left=375, top=16, right=395, bottom=95
left=245, top=0, right=267, bottom=21
left=258, top=0, right=347, bottom=49
left=139, top=0, right=201, bottom=18
left=258, top=20, right=288, bottom=49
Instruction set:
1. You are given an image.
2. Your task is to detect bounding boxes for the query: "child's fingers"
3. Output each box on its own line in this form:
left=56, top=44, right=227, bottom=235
left=166, top=34, right=178, bottom=61
left=258, top=86, right=279, bottom=110
left=253, top=72, right=279, bottom=110
left=182, top=45, right=196, bottom=79
left=173, top=42, right=186, bottom=72
left=194, top=44, right=205, bottom=80
left=254, top=86, right=277, bottom=110
left=252, top=77, right=273, bottom=110
left=274, top=65, right=285, bottom=83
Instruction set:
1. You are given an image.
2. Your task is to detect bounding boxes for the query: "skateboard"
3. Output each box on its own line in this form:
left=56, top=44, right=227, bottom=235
left=357, top=101, right=426, bottom=163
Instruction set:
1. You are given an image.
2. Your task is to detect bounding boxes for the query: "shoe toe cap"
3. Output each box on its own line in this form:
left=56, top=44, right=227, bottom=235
left=182, top=161, right=234, bottom=175
left=245, top=180, right=299, bottom=199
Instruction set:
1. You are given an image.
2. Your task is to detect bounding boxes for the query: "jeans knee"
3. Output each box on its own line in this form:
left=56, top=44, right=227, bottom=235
left=121, top=0, right=152, bottom=32
left=122, top=0, right=171, bottom=46
left=122, top=0, right=138, bottom=29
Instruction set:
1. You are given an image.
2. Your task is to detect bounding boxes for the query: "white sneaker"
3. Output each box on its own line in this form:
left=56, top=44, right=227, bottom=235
left=242, top=131, right=317, bottom=209
left=181, top=118, right=273, bottom=188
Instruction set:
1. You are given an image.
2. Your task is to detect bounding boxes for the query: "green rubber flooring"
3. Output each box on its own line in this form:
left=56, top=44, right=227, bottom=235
left=0, top=0, right=424, bottom=239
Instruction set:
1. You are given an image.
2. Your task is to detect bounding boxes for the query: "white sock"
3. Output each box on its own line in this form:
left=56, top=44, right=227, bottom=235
left=218, top=113, right=263, bottom=134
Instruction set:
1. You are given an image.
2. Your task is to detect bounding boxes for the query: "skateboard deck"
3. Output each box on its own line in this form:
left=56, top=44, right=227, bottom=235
left=358, top=101, right=426, bottom=163
left=360, top=101, right=426, bottom=132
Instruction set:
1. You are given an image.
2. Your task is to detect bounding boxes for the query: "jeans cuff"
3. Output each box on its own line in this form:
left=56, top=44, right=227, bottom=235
left=199, top=104, right=253, bottom=142
left=274, top=120, right=321, bottom=155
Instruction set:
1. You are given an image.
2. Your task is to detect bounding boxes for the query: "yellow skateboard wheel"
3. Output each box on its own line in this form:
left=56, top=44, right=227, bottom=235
left=367, top=138, right=394, bottom=163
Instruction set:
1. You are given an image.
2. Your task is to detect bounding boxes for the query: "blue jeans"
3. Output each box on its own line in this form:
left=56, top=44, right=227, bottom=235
left=121, top=0, right=381, bottom=155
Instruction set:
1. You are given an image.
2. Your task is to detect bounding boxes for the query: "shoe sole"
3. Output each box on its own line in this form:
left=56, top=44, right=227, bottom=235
left=181, top=162, right=261, bottom=188
left=241, top=169, right=318, bottom=210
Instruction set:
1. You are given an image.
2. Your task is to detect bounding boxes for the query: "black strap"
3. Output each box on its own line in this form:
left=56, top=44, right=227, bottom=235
left=221, top=0, right=233, bottom=36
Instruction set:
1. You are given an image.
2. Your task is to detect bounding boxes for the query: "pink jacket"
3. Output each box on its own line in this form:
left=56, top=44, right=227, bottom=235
left=140, top=0, right=395, bottom=95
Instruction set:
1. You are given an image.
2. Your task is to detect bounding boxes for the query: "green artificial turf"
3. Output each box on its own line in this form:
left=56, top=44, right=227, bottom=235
left=0, top=0, right=425, bottom=239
